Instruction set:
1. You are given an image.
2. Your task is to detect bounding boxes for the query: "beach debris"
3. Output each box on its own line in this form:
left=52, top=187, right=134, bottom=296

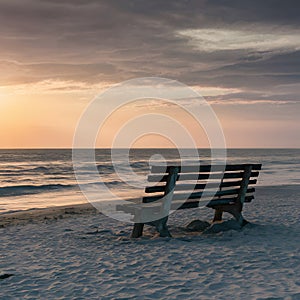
left=0, top=274, right=14, bottom=280
left=64, top=208, right=77, bottom=214
left=186, top=220, right=210, bottom=232
left=86, top=229, right=113, bottom=235
left=204, top=219, right=243, bottom=234
left=64, top=228, right=73, bottom=232
left=86, top=229, right=100, bottom=235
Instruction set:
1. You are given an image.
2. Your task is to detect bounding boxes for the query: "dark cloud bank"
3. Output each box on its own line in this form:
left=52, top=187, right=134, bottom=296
left=0, top=0, right=300, bottom=103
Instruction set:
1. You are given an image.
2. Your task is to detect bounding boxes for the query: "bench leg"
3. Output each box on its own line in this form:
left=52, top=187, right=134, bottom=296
left=131, top=223, right=144, bottom=238
left=154, top=216, right=172, bottom=237
left=225, top=205, right=249, bottom=227
left=231, top=210, right=249, bottom=227
left=213, top=209, right=223, bottom=222
left=214, top=205, right=249, bottom=227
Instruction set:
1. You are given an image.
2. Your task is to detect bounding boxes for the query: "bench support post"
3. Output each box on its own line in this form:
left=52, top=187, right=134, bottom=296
left=235, top=165, right=252, bottom=226
left=131, top=223, right=144, bottom=238
left=152, top=216, right=171, bottom=237
left=152, top=166, right=178, bottom=237
left=212, top=165, right=253, bottom=226
left=213, top=209, right=223, bottom=222
left=130, top=166, right=178, bottom=238
left=222, top=205, right=248, bottom=226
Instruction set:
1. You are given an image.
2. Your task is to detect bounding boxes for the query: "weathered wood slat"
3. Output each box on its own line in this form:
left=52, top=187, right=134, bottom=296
left=116, top=194, right=255, bottom=215
left=174, top=187, right=255, bottom=200
left=143, top=187, right=255, bottom=203
left=206, top=195, right=255, bottom=208
left=147, top=171, right=260, bottom=183
left=151, top=164, right=262, bottom=174
left=177, top=199, right=235, bottom=210
left=145, top=179, right=257, bottom=193
left=222, top=178, right=257, bottom=187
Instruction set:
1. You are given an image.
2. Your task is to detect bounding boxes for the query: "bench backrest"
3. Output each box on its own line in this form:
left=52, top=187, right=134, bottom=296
left=143, top=164, right=262, bottom=209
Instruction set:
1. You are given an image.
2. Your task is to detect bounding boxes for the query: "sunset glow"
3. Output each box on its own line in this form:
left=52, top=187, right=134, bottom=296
left=0, top=1, right=299, bottom=148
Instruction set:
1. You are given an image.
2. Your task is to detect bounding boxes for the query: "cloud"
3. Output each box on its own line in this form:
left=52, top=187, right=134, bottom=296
left=0, top=0, right=299, bottom=106
left=0, top=79, right=112, bottom=96
left=209, top=99, right=298, bottom=106
left=176, top=28, right=300, bottom=54
left=0, top=60, right=118, bottom=85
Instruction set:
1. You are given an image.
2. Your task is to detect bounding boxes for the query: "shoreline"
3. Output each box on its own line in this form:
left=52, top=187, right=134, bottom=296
left=1, top=184, right=299, bottom=228
left=0, top=203, right=96, bottom=227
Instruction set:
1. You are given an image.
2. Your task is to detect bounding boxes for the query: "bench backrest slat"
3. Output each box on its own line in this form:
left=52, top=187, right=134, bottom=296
left=145, top=179, right=257, bottom=194
left=178, top=195, right=254, bottom=210
left=143, top=164, right=261, bottom=207
left=151, top=163, right=262, bottom=174
left=143, top=187, right=255, bottom=203
left=147, top=171, right=260, bottom=183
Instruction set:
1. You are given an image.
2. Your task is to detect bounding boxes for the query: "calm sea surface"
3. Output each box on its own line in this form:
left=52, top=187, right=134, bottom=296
left=0, top=149, right=299, bottom=213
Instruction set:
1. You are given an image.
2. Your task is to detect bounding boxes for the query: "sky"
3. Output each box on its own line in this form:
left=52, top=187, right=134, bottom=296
left=0, top=0, right=299, bottom=148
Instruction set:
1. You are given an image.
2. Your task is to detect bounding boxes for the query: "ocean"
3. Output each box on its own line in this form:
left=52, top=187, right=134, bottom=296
left=0, top=149, right=299, bottom=213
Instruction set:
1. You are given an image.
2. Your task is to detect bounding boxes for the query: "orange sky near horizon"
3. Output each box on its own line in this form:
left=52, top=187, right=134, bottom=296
left=1, top=83, right=299, bottom=149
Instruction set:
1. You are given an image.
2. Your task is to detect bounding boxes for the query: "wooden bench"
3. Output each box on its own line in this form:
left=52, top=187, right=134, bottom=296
left=117, top=163, right=262, bottom=238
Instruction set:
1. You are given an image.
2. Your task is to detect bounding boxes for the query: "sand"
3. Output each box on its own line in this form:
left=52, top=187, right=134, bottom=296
left=0, top=185, right=300, bottom=299
left=0, top=203, right=96, bottom=228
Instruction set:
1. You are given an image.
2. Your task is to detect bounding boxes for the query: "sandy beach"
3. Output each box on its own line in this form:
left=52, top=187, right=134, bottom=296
left=0, top=185, right=299, bottom=299
left=1, top=0, right=299, bottom=298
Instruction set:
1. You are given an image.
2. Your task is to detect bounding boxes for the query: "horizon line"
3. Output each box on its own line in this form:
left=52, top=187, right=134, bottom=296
left=0, top=147, right=299, bottom=150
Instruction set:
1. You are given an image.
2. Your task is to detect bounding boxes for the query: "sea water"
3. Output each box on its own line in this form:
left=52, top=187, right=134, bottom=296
left=0, top=149, right=299, bottom=213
